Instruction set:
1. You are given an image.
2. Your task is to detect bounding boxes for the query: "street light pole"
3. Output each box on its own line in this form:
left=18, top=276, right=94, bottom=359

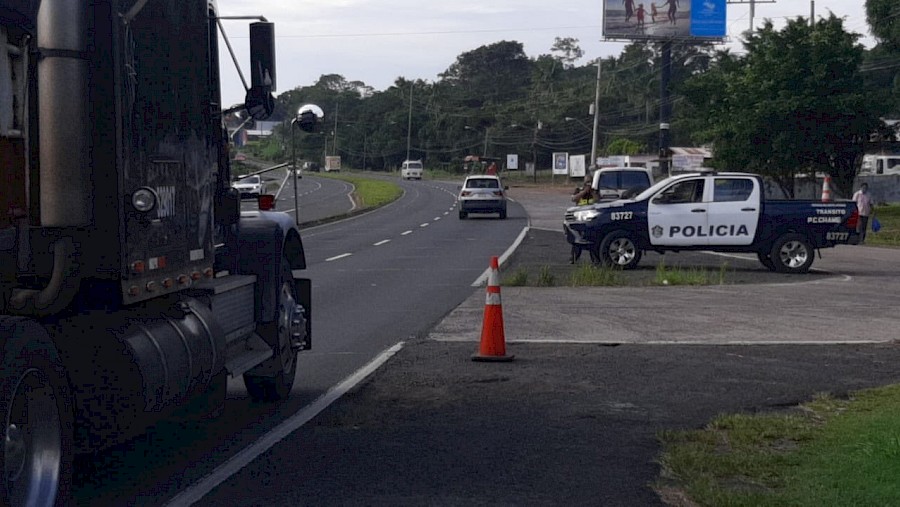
left=590, top=59, right=602, bottom=169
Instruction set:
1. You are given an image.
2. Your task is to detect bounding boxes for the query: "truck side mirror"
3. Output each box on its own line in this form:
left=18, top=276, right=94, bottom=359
left=245, top=22, right=276, bottom=120
left=249, top=22, right=276, bottom=92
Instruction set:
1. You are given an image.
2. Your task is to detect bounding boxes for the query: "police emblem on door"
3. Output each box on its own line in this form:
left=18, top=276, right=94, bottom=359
left=652, top=225, right=663, bottom=238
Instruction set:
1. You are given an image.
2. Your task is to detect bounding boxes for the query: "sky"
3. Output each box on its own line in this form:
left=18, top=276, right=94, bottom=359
left=216, top=0, right=876, bottom=108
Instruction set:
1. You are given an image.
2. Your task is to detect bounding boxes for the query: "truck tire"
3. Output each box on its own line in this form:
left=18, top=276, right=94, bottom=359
left=459, top=211, right=467, bottom=219
left=244, top=258, right=300, bottom=402
left=770, top=233, right=814, bottom=274
left=597, top=230, right=643, bottom=270
left=0, top=317, right=74, bottom=507
left=757, top=252, right=777, bottom=271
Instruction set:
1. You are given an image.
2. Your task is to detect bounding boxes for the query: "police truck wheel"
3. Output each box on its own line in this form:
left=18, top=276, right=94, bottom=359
left=599, top=231, right=642, bottom=270
left=756, top=252, right=777, bottom=271
left=0, top=317, right=74, bottom=507
left=244, top=258, right=301, bottom=402
left=770, top=233, right=814, bottom=274
left=459, top=211, right=467, bottom=219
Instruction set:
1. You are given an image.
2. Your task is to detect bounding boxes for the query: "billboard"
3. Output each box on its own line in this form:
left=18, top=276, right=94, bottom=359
left=602, top=0, right=726, bottom=41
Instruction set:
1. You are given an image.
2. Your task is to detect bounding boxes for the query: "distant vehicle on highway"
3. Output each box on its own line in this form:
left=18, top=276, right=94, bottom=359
left=458, top=175, right=508, bottom=219
left=232, top=175, right=264, bottom=198
left=401, top=160, right=424, bottom=180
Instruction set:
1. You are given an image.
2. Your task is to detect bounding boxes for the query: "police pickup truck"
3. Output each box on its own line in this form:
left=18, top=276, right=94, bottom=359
left=564, top=172, right=860, bottom=274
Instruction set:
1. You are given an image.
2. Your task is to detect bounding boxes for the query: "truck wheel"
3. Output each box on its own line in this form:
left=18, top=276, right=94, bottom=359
left=757, top=252, right=777, bottom=271
left=244, top=259, right=301, bottom=402
left=598, top=230, right=643, bottom=270
left=770, top=233, right=814, bottom=274
left=0, top=317, right=74, bottom=507
left=499, top=209, right=507, bottom=219
left=459, top=211, right=467, bottom=219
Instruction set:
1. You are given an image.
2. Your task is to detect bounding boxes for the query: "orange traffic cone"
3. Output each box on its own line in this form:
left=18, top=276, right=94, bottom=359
left=472, top=256, right=514, bottom=362
left=821, top=176, right=833, bottom=202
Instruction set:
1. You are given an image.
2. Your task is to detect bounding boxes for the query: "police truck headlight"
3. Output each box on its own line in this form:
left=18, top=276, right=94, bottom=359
left=573, top=209, right=601, bottom=222
left=132, top=187, right=158, bottom=213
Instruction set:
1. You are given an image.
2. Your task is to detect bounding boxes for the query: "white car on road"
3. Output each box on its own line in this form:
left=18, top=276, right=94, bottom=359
left=232, top=175, right=265, bottom=198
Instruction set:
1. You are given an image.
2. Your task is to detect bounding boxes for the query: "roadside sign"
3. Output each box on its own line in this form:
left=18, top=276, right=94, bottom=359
left=569, top=155, right=586, bottom=178
left=507, top=154, right=519, bottom=170
left=552, top=152, right=569, bottom=176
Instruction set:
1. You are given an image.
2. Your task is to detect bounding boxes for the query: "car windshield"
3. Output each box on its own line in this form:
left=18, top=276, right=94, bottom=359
left=465, top=178, right=499, bottom=189
left=404, top=162, right=423, bottom=169
left=238, top=176, right=260, bottom=184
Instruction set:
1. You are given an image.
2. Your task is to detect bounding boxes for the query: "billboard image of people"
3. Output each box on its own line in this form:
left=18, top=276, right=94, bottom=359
left=602, top=0, right=726, bottom=41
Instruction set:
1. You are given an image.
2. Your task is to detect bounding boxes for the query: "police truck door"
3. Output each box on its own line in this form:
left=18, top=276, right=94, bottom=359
left=647, top=178, right=707, bottom=247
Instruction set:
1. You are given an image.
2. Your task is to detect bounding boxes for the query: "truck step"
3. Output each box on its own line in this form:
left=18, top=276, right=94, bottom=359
left=224, top=333, right=273, bottom=377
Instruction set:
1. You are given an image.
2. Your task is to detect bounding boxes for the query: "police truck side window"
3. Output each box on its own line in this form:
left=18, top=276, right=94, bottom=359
left=655, top=180, right=704, bottom=204
left=713, top=178, right=753, bottom=202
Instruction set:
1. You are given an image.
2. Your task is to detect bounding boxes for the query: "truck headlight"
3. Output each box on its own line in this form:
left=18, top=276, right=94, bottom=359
left=132, top=187, right=158, bottom=213
left=573, top=209, right=601, bottom=222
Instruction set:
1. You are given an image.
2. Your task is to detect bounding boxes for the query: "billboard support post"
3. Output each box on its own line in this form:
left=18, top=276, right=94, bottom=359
left=659, top=41, right=672, bottom=178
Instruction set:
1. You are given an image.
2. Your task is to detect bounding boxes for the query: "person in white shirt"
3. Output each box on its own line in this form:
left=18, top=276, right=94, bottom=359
left=852, top=182, right=874, bottom=244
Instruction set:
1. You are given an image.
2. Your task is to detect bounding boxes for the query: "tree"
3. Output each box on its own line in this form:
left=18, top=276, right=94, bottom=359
left=550, top=37, right=584, bottom=68
left=680, top=15, right=885, bottom=196
left=866, top=0, right=900, bottom=50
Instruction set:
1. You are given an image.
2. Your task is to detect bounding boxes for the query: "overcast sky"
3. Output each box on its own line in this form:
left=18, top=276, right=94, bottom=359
left=216, top=1, right=875, bottom=108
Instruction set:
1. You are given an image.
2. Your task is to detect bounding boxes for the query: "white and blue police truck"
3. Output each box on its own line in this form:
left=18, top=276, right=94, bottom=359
left=564, top=172, right=860, bottom=274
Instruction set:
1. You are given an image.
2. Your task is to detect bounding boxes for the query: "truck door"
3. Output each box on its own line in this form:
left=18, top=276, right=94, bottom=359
left=706, top=177, right=759, bottom=246
left=647, top=178, right=707, bottom=246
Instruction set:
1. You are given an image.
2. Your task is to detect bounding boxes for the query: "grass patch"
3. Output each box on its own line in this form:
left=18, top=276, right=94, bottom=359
left=654, top=260, right=729, bottom=286
left=319, top=172, right=402, bottom=208
left=503, top=269, right=529, bottom=287
left=536, top=265, right=555, bottom=287
left=656, top=384, right=900, bottom=506
left=569, top=263, right=624, bottom=286
left=869, top=204, right=900, bottom=247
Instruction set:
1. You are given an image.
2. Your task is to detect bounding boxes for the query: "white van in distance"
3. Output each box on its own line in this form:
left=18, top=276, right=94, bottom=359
left=401, top=160, right=424, bottom=180
left=860, top=154, right=900, bottom=175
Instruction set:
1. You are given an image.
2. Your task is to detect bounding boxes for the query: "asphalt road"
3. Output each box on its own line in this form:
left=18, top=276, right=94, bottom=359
left=192, top=181, right=900, bottom=506
left=72, top=174, right=527, bottom=506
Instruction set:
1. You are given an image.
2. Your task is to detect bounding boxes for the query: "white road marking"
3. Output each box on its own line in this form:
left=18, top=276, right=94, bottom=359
left=419, top=223, right=429, bottom=228
left=471, top=226, right=530, bottom=287
left=433, top=217, right=441, bottom=221
left=373, top=239, right=391, bottom=246
left=401, top=230, right=413, bottom=236
left=443, top=211, right=449, bottom=215
left=326, top=253, right=352, bottom=261
left=163, top=342, right=406, bottom=507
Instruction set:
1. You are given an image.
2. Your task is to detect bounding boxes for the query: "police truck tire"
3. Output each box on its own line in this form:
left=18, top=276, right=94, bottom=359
left=598, top=230, right=642, bottom=270
left=770, top=233, right=814, bottom=274
left=0, top=317, right=74, bottom=507
left=459, top=211, right=467, bottom=219
left=244, top=258, right=300, bottom=402
left=757, top=252, right=777, bottom=271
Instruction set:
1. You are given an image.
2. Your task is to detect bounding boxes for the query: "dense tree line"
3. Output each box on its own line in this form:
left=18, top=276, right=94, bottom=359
left=246, top=2, right=899, bottom=196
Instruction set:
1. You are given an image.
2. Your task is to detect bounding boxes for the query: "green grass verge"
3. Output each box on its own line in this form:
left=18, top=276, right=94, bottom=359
left=654, top=260, right=729, bottom=286
left=318, top=172, right=402, bottom=208
left=869, top=204, right=900, bottom=247
left=569, top=263, right=624, bottom=286
left=656, top=384, right=900, bottom=506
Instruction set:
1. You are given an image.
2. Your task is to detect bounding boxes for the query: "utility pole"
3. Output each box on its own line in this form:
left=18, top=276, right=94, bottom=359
left=406, top=84, right=413, bottom=162
left=332, top=102, right=338, bottom=156
left=482, top=128, right=489, bottom=158
left=659, top=41, right=672, bottom=177
left=590, top=59, right=602, bottom=170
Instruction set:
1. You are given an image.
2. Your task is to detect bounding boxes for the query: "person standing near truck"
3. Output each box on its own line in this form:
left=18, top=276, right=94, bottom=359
left=852, top=182, right=875, bottom=244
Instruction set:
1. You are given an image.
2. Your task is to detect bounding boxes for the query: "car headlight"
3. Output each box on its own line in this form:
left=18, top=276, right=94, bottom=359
left=573, top=209, right=601, bottom=222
